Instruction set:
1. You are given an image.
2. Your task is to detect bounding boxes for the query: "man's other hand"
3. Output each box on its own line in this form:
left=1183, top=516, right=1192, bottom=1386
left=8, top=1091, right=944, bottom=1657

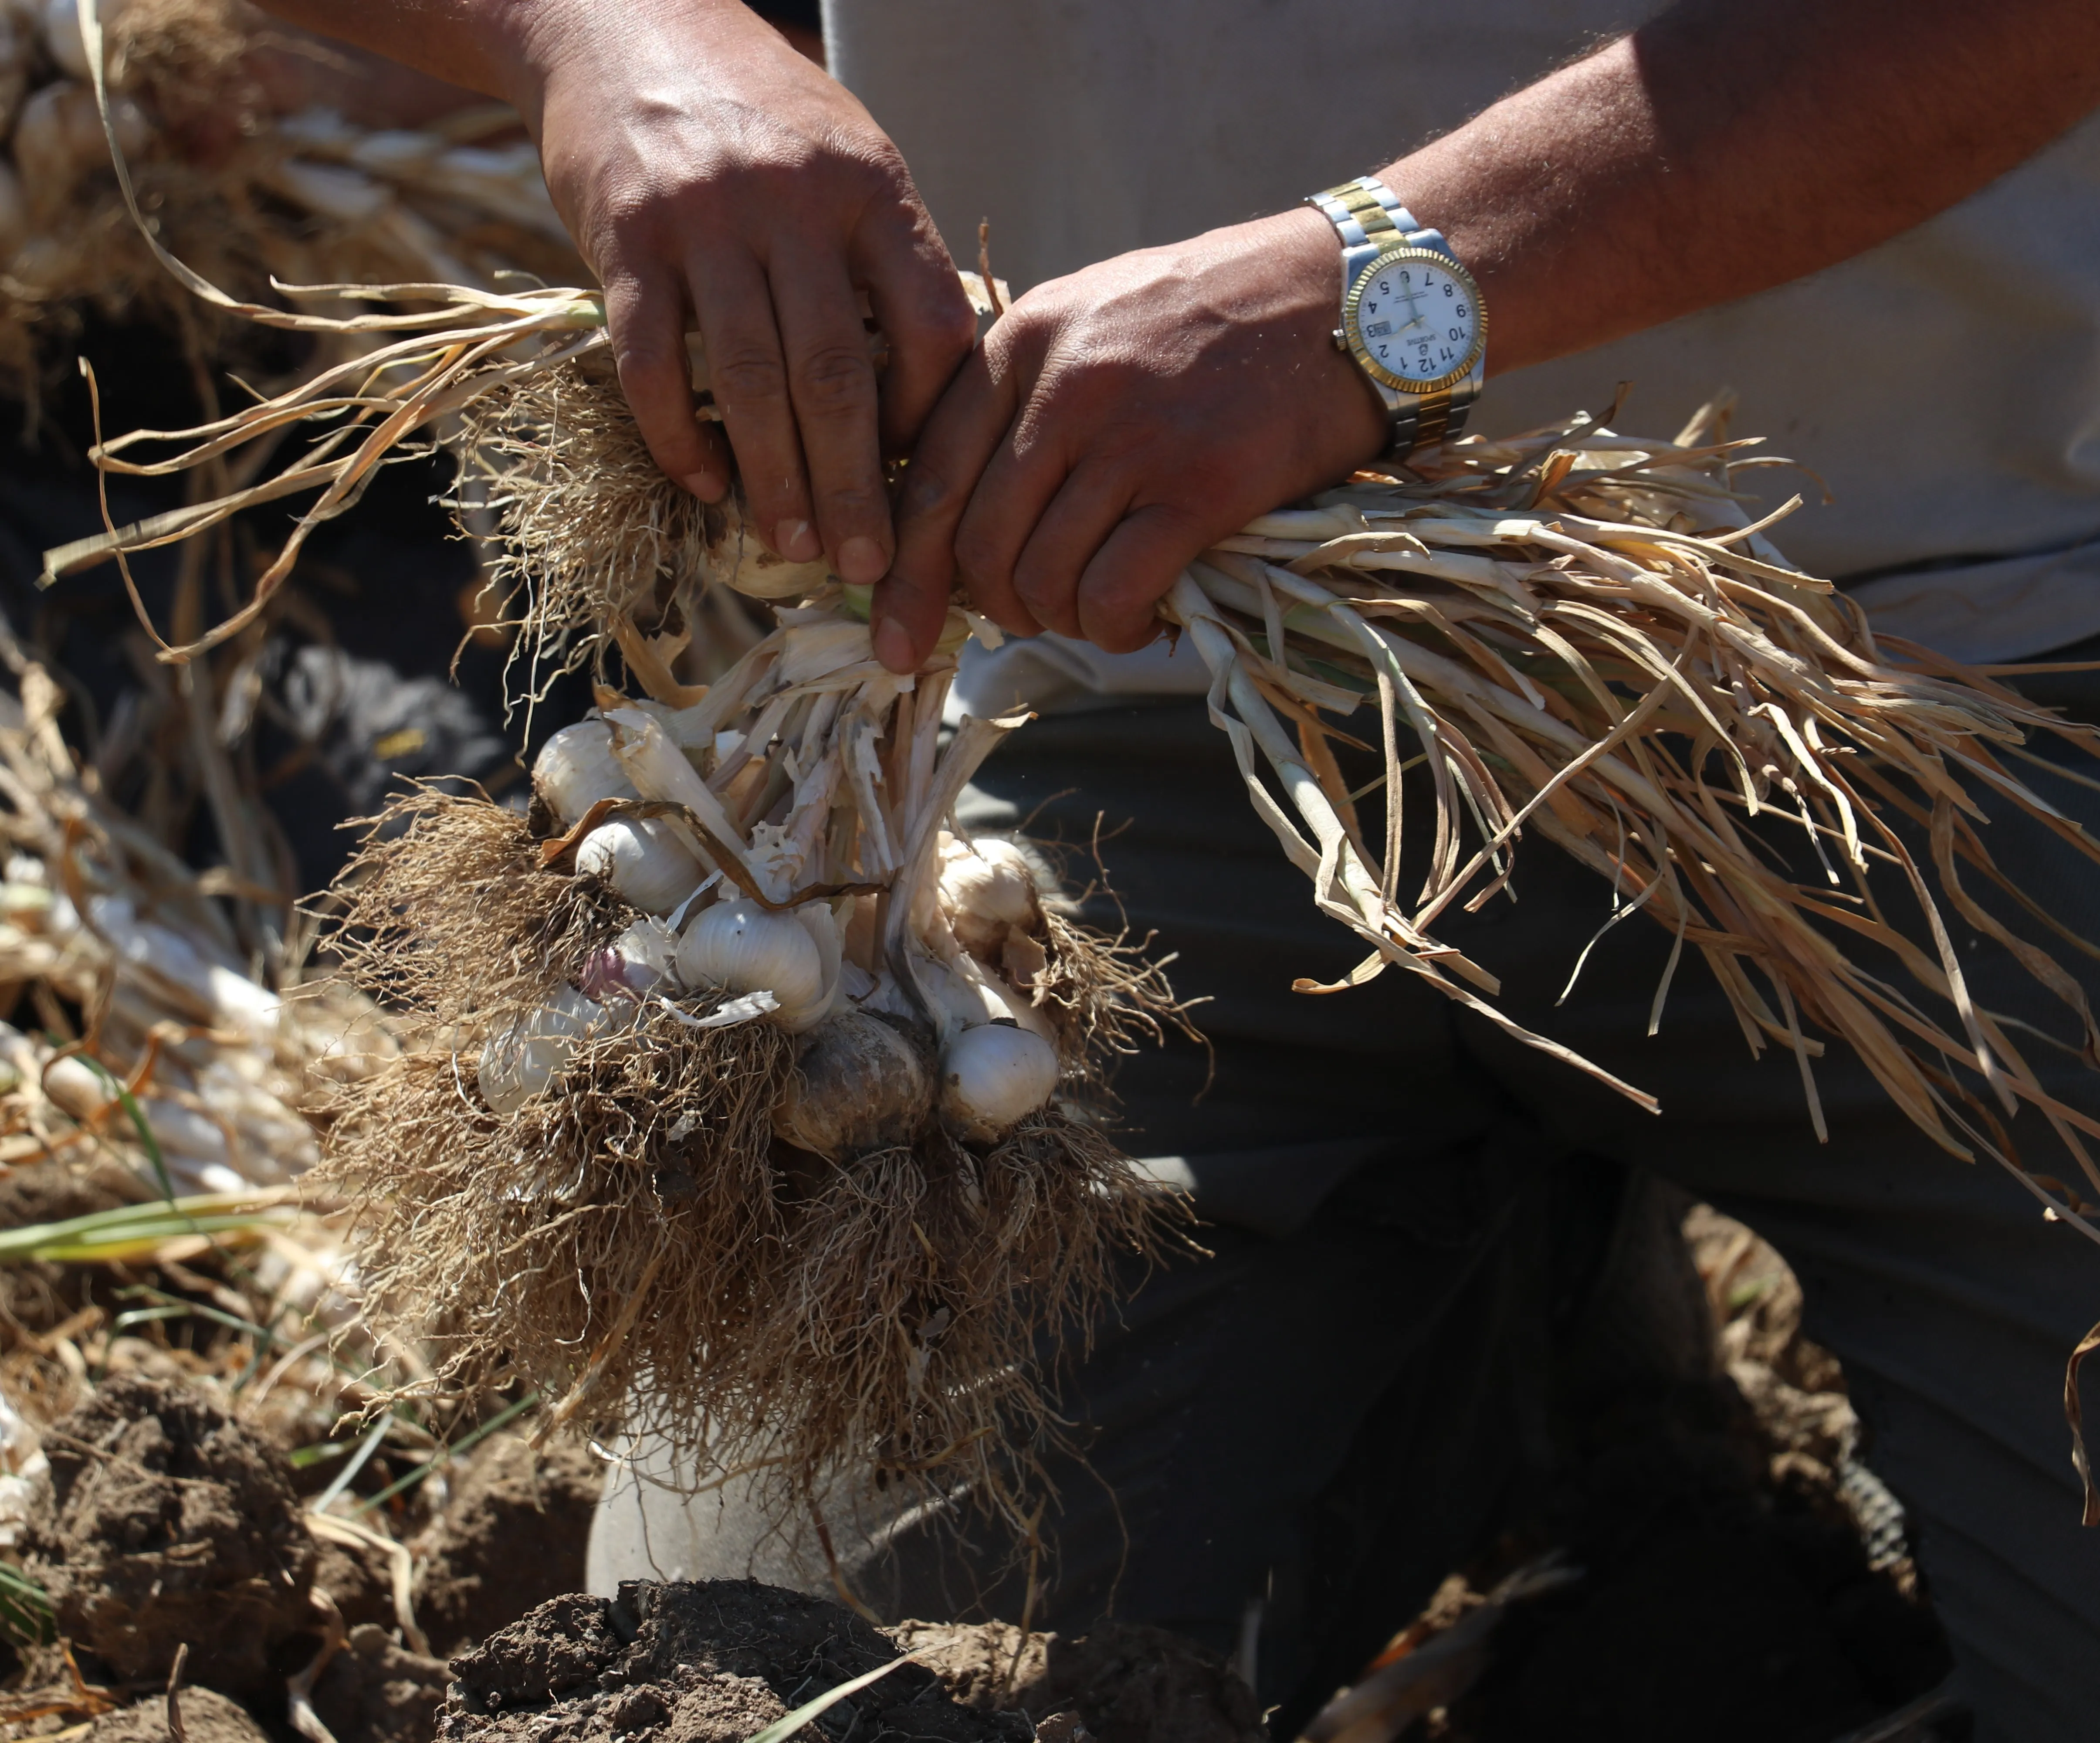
left=873, top=208, right=1386, bottom=672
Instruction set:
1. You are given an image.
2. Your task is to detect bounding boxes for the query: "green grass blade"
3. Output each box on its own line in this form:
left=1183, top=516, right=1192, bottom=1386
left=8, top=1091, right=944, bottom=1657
left=350, top=1391, right=540, bottom=1515
left=0, top=1194, right=292, bottom=1267
left=745, top=1656, right=913, bottom=1743
left=71, top=1055, right=175, bottom=1204
left=0, top=1563, right=53, bottom=1648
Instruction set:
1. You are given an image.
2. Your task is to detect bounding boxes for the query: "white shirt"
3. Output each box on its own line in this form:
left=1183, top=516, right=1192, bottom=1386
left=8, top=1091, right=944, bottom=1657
left=826, top=0, right=2100, bottom=680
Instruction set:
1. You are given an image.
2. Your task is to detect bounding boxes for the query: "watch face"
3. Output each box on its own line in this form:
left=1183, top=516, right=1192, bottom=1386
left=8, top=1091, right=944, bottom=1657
left=1345, top=248, right=1484, bottom=392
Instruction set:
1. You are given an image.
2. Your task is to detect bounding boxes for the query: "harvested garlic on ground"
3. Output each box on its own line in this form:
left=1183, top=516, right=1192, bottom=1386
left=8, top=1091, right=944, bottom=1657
left=575, top=816, right=704, bottom=914
left=478, top=986, right=604, bottom=1118
left=938, top=1022, right=1059, bottom=1144
left=534, top=721, right=636, bottom=829
left=675, top=898, right=823, bottom=1018
left=941, top=836, right=1041, bottom=956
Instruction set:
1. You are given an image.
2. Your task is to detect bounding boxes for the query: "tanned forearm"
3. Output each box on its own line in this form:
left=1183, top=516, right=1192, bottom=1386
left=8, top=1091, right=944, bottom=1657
left=247, top=0, right=534, bottom=103
left=1388, top=0, right=2100, bottom=374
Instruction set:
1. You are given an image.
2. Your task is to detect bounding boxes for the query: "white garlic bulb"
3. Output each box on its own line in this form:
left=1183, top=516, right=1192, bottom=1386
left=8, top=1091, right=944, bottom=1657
left=575, top=816, right=704, bottom=914
left=675, top=898, right=824, bottom=1020
left=533, top=721, right=637, bottom=829
left=41, top=0, right=137, bottom=81
left=40, top=0, right=96, bottom=80
left=938, top=1023, right=1060, bottom=1144
left=774, top=1009, right=931, bottom=1160
left=920, top=948, right=1057, bottom=1047
left=477, top=986, right=604, bottom=1119
left=940, top=835, right=1042, bottom=956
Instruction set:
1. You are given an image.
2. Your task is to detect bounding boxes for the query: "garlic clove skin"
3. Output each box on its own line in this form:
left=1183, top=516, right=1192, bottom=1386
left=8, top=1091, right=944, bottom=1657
left=724, top=542, right=831, bottom=601
left=774, top=1010, right=933, bottom=1160
left=477, top=986, right=605, bottom=1119
left=918, top=948, right=1058, bottom=1048
left=576, top=816, right=705, bottom=915
left=938, top=1022, right=1060, bottom=1145
left=784, top=901, right=845, bottom=1033
left=674, top=898, right=825, bottom=1018
left=578, top=920, right=679, bottom=1003
left=534, top=721, right=637, bottom=830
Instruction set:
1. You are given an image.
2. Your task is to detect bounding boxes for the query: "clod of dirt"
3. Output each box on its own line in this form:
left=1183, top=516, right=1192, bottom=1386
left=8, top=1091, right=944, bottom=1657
left=25, top=1374, right=316, bottom=1689
left=86, top=1687, right=272, bottom=1743
left=896, top=1621, right=1265, bottom=1743
left=414, top=1434, right=602, bottom=1655
left=313, top=1621, right=454, bottom=1743
left=439, top=1581, right=1033, bottom=1743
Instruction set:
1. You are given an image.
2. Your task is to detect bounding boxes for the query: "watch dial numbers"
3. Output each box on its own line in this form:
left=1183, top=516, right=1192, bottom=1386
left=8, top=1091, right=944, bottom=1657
left=1355, top=254, right=1478, bottom=383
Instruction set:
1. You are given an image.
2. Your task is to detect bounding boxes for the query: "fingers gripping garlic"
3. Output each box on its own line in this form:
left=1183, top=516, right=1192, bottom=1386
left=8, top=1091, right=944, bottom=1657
left=478, top=986, right=605, bottom=1119
left=938, top=1022, right=1060, bottom=1145
left=675, top=898, right=825, bottom=1025
left=534, top=721, right=637, bottom=828
left=576, top=816, right=705, bottom=914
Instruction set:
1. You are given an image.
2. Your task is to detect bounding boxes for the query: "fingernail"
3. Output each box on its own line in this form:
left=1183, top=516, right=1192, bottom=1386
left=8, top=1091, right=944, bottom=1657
left=873, top=616, right=915, bottom=673
left=776, top=519, right=820, bottom=562
left=837, top=536, right=887, bottom=585
left=680, top=471, right=725, bottom=502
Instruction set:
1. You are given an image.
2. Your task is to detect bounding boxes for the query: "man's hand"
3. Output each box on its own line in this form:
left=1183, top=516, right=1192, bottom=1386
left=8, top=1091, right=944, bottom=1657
left=873, top=208, right=1385, bottom=671
left=251, top=0, right=978, bottom=585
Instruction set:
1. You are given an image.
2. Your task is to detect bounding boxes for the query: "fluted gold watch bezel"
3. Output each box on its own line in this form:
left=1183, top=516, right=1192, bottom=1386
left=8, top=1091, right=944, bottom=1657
left=1342, top=245, right=1487, bottom=395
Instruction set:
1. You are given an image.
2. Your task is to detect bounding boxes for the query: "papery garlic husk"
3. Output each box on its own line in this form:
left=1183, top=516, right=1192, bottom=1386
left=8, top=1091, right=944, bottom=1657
left=534, top=720, right=637, bottom=828
left=940, top=834, right=1043, bottom=958
left=938, top=1021, right=1060, bottom=1144
left=579, top=920, right=678, bottom=1003
left=786, top=900, right=845, bottom=1034
left=774, top=1008, right=932, bottom=1160
left=920, top=946, right=1059, bottom=1047
left=575, top=815, right=705, bottom=914
left=477, top=986, right=605, bottom=1118
left=724, top=540, right=831, bottom=601
left=675, top=898, right=824, bottom=1020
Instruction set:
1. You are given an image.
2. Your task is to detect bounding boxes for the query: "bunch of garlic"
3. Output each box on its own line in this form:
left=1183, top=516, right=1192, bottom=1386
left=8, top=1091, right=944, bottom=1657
left=491, top=625, right=1072, bottom=1155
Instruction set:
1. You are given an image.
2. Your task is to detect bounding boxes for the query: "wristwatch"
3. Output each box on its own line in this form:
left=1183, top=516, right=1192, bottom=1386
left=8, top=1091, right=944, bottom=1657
left=1304, top=175, right=1486, bottom=460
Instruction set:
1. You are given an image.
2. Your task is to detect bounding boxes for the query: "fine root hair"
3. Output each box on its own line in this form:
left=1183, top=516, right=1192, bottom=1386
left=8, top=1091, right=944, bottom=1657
left=1036, top=907, right=1204, bottom=1090
left=455, top=352, right=742, bottom=690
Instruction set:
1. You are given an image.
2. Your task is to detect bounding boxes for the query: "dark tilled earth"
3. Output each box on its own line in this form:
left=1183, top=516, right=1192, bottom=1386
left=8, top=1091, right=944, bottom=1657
left=0, top=1190, right=1954, bottom=1743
